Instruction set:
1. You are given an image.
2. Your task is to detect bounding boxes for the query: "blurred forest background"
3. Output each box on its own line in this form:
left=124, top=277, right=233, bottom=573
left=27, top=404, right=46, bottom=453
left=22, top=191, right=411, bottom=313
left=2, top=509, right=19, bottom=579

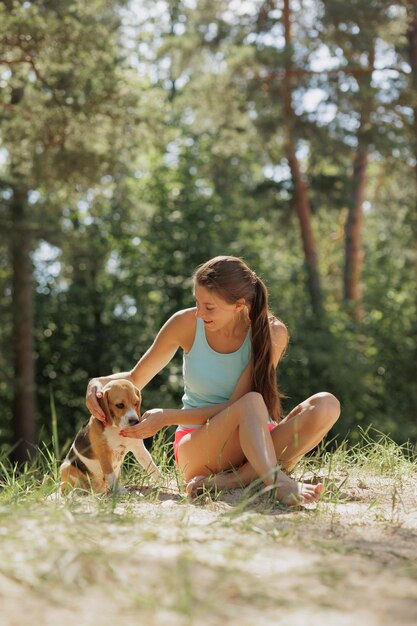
left=1, top=0, right=416, bottom=464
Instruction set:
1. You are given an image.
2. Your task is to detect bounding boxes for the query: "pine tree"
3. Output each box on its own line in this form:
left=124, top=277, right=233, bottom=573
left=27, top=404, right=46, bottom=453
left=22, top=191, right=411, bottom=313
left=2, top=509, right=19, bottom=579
left=0, top=0, right=137, bottom=463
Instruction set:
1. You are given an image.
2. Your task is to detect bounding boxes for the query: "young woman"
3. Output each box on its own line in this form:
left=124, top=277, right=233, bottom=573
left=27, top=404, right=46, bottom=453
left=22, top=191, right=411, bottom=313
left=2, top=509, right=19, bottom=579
left=86, top=256, right=340, bottom=505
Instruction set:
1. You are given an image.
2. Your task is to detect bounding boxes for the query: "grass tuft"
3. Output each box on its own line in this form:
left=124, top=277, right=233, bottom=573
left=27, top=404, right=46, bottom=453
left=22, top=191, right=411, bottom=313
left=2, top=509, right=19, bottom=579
left=0, top=423, right=416, bottom=625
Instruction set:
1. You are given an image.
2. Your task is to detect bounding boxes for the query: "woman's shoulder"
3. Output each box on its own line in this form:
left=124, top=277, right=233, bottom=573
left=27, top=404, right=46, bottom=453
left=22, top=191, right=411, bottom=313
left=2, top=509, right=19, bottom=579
left=269, top=317, right=289, bottom=364
left=166, top=308, right=197, bottom=350
left=269, top=316, right=288, bottom=338
left=170, top=307, right=197, bottom=324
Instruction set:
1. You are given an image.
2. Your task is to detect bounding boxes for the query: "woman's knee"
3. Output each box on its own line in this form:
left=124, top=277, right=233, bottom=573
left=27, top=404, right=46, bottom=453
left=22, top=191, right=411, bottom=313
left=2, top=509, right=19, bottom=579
left=236, top=391, right=268, bottom=419
left=309, top=392, right=341, bottom=427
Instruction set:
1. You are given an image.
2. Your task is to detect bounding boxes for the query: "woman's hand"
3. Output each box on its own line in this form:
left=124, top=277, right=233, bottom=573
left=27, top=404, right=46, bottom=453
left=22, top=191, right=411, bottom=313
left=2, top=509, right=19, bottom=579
left=119, top=408, right=171, bottom=439
left=86, top=379, right=107, bottom=423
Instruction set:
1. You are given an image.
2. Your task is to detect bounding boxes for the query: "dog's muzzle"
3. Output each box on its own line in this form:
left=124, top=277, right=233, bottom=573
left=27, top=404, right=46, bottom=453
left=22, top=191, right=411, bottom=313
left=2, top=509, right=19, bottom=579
left=128, top=417, right=140, bottom=426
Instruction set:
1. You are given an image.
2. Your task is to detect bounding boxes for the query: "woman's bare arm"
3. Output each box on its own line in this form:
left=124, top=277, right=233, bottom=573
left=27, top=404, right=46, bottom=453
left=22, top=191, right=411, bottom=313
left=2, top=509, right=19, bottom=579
left=120, top=356, right=252, bottom=438
left=86, top=310, right=194, bottom=420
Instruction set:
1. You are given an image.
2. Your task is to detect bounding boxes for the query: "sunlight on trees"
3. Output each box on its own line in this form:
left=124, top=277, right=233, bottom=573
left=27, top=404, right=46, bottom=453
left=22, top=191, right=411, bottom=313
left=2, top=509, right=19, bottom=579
left=0, top=0, right=416, bottom=461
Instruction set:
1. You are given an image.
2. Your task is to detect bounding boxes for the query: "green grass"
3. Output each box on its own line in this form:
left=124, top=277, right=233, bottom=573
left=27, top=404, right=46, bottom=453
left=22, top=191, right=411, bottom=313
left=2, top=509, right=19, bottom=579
left=0, top=425, right=415, bottom=509
left=0, top=427, right=416, bottom=626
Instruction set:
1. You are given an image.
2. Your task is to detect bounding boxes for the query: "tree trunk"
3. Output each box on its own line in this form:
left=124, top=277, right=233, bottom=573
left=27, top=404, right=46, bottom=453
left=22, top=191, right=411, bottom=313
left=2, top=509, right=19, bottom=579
left=343, top=146, right=368, bottom=320
left=5, top=10, right=37, bottom=464
left=406, top=0, right=417, bottom=383
left=287, top=152, right=323, bottom=314
left=407, top=1, right=417, bottom=182
left=10, top=185, right=37, bottom=465
left=281, top=0, right=323, bottom=315
left=343, top=44, right=375, bottom=321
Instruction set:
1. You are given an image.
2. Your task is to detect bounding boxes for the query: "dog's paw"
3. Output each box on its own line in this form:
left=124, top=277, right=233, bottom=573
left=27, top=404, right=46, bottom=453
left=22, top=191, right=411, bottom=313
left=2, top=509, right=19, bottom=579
left=106, top=482, right=127, bottom=495
left=106, top=472, right=127, bottom=495
left=149, top=469, right=163, bottom=484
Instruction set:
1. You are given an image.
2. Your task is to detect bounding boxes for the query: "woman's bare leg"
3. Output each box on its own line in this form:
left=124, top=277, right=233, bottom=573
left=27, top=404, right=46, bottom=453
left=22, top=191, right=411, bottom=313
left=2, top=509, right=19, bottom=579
left=178, top=392, right=276, bottom=482
left=177, top=392, right=325, bottom=504
left=273, top=391, right=341, bottom=469
left=188, top=392, right=340, bottom=492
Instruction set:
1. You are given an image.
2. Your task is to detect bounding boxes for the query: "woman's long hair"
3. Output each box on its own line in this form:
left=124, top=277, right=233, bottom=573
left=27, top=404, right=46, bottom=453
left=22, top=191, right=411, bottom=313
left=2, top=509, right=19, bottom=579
left=194, top=256, right=287, bottom=421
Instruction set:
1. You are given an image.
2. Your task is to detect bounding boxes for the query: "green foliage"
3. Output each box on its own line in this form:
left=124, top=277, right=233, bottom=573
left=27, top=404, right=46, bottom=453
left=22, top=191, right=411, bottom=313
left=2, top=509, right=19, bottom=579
left=0, top=0, right=136, bottom=185
left=0, top=0, right=416, bottom=450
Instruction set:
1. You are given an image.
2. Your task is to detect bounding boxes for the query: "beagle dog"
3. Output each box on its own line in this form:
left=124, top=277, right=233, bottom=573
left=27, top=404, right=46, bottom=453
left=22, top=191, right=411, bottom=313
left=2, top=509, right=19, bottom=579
left=59, top=379, right=161, bottom=493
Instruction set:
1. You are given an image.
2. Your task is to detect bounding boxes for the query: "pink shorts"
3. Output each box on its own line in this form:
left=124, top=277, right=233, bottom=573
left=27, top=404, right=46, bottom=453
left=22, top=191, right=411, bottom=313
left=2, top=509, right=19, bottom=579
left=173, top=423, right=277, bottom=464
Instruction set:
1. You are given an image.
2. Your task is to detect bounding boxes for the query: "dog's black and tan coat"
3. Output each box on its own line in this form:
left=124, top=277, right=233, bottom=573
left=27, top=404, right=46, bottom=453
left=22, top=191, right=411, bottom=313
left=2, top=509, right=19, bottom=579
left=59, top=379, right=161, bottom=493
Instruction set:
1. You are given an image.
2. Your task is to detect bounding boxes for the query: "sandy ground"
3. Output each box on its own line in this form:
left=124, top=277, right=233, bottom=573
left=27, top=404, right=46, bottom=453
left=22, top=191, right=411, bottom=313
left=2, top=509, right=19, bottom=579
left=0, top=468, right=416, bottom=625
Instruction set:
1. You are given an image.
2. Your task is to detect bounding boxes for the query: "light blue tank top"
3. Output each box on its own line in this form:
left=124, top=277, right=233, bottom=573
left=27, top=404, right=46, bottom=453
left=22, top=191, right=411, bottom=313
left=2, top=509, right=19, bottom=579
left=179, top=318, right=252, bottom=430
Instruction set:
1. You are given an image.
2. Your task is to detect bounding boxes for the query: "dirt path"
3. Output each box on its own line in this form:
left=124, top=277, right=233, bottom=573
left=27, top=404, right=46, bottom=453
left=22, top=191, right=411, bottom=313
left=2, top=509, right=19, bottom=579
left=0, top=469, right=416, bottom=625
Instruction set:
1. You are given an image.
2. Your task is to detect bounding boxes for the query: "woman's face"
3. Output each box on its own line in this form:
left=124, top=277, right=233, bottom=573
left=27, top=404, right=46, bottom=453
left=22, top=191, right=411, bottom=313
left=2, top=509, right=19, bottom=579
left=193, top=283, right=244, bottom=331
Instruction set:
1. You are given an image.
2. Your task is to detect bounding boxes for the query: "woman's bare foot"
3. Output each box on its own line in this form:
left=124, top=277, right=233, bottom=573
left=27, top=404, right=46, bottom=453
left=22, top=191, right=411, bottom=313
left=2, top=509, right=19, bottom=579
left=274, top=472, right=323, bottom=506
left=185, top=473, right=231, bottom=498
left=185, top=471, right=323, bottom=506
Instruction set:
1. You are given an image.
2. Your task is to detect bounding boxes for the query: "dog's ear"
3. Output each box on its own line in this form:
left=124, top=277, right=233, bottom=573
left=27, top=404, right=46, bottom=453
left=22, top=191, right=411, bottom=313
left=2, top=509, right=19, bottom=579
left=98, top=389, right=113, bottom=426
left=134, top=386, right=141, bottom=415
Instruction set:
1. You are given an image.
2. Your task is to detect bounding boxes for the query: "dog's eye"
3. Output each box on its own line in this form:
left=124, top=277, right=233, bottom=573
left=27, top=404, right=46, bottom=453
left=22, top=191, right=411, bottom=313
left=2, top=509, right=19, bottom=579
left=116, top=403, right=125, bottom=409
